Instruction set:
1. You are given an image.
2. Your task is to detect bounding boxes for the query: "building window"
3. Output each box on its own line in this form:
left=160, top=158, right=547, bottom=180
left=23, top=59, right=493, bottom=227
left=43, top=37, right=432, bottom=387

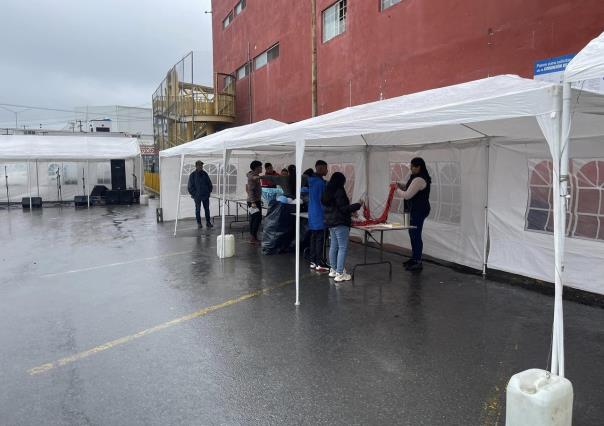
left=323, top=0, right=347, bottom=43
left=381, top=0, right=402, bottom=11
left=237, top=63, right=250, bottom=80
left=223, top=11, right=233, bottom=29
left=254, top=52, right=268, bottom=70
left=254, top=43, right=280, bottom=70
left=235, top=0, right=246, bottom=16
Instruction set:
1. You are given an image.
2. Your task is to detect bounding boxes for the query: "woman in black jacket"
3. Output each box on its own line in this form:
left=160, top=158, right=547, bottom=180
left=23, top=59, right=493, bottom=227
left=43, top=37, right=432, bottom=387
left=396, top=157, right=432, bottom=271
left=321, top=172, right=362, bottom=282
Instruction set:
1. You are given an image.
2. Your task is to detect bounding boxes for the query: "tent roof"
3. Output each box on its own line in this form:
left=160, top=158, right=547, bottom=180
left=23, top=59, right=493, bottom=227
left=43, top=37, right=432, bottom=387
left=565, top=31, right=604, bottom=83
left=159, top=119, right=286, bottom=158
left=196, top=75, right=561, bottom=154
left=0, top=135, right=141, bottom=161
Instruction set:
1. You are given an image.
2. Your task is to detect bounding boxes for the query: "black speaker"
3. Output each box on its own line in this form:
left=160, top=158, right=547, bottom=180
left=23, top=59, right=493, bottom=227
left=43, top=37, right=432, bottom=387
left=74, top=196, right=88, bottom=207
left=119, top=190, right=133, bottom=205
left=91, top=185, right=108, bottom=197
left=105, top=190, right=121, bottom=205
left=22, top=197, right=42, bottom=209
left=110, top=159, right=126, bottom=190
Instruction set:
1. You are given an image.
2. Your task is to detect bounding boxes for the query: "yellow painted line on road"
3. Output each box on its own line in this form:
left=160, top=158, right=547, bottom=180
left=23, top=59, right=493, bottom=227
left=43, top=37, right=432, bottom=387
left=39, top=250, right=195, bottom=278
left=28, top=276, right=303, bottom=376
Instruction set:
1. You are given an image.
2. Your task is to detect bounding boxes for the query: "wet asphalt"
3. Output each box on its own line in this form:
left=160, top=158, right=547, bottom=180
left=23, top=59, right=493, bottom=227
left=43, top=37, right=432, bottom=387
left=0, top=200, right=602, bottom=426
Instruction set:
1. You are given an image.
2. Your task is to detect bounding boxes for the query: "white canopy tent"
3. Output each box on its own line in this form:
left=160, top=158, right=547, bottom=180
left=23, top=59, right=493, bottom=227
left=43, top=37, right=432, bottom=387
left=159, top=119, right=287, bottom=235
left=0, top=135, right=142, bottom=207
left=159, top=75, right=604, bottom=379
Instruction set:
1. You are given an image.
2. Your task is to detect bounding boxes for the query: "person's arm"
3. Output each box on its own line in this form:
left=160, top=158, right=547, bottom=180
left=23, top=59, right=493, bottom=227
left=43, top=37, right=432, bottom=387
left=335, top=189, right=361, bottom=215
left=397, top=177, right=426, bottom=200
left=187, top=173, right=194, bottom=196
left=208, top=175, right=213, bottom=193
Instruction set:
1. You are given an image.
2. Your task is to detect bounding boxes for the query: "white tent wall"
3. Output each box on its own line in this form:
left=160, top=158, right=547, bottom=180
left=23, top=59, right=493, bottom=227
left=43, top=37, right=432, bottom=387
left=0, top=159, right=138, bottom=203
left=488, top=138, right=604, bottom=295
left=161, top=152, right=295, bottom=222
left=368, top=142, right=488, bottom=270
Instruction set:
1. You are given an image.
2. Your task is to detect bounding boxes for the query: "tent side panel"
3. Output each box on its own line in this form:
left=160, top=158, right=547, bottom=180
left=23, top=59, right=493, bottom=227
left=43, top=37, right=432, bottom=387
left=368, top=143, right=487, bottom=270
left=488, top=141, right=604, bottom=294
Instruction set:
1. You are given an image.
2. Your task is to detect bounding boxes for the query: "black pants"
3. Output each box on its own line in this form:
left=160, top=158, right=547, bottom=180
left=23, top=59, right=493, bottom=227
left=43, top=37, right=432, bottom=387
left=309, top=229, right=325, bottom=265
left=194, top=198, right=211, bottom=225
left=248, top=201, right=262, bottom=239
left=409, top=211, right=428, bottom=262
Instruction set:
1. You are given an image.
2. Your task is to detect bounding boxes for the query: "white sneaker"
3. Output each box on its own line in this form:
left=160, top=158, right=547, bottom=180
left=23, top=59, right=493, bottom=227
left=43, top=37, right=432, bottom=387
left=328, top=268, right=337, bottom=277
left=310, top=263, right=317, bottom=270
left=334, top=272, right=352, bottom=282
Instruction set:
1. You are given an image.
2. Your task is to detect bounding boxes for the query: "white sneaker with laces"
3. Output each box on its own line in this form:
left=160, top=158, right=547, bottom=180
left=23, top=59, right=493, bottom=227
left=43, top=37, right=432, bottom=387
left=310, top=263, right=317, bottom=270
left=334, top=272, right=352, bottom=282
left=328, top=268, right=337, bottom=277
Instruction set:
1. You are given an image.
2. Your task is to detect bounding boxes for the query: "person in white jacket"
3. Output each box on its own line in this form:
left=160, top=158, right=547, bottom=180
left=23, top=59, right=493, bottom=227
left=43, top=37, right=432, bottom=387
left=396, top=157, right=432, bottom=271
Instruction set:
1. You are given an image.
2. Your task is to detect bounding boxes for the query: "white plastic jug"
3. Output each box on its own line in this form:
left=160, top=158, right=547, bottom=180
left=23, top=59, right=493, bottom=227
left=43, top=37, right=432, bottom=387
left=506, top=369, right=573, bottom=426
left=217, top=234, right=235, bottom=258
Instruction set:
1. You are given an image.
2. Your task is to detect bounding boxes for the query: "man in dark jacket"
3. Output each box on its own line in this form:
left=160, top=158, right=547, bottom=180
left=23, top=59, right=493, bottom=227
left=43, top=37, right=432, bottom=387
left=187, top=161, right=213, bottom=228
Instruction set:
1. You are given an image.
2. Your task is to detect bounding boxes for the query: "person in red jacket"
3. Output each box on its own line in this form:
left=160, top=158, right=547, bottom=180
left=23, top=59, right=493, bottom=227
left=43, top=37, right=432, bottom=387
left=260, top=163, right=279, bottom=188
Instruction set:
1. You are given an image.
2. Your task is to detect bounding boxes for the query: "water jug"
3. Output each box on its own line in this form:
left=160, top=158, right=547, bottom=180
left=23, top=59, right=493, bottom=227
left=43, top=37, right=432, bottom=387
left=217, top=234, right=235, bottom=258
left=506, top=369, right=573, bottom=426
left=402, top=212, right=410, bottom=227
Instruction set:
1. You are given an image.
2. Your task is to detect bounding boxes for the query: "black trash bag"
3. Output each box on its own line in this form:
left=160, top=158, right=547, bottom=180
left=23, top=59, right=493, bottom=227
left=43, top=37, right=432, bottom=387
left=262, top=201, right=306, bottom=255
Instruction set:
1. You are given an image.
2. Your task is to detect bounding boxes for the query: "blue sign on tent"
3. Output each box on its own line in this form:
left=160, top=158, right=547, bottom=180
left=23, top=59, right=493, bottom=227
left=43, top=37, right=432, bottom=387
left=534, top=54, right=576, bottom=76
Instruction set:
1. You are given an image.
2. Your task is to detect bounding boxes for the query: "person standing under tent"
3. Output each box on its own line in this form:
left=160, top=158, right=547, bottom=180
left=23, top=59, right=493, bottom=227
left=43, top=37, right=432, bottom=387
left=396, top=157, right=431, bottom=271
left=260, top=163, right=279, bottom=188
left=322, top=172, right=363, bottom=282
left=187, top=160, right=213, bottom=229
left=304, top=160, right=330, bottom=272
left=246, top=160, right=263, bottom=244
left=260, top=164, right=297, bottom=199
left=280, top=168, right=289, bottom=177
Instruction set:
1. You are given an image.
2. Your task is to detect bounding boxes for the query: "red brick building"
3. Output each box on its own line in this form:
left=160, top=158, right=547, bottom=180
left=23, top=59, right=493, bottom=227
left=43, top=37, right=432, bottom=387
left=212, top=0, right=604, bottom=125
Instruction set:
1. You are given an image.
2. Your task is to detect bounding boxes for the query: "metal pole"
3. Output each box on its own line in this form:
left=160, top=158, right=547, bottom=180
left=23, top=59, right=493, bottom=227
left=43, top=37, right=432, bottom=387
left=174, top=154, right=185, bottom=236
left=35, top=160, right=40, bottom=197
left=220, top=149, right=231, bottom=258
left=294, top=139, right=305, bottom=306
left=87, top=160, right=90, bottom=208
left=311, top=0, right=318, bottom=117
left=482, top=140, right=490, bottom=276
left=27, top=161, right=32, bottom=210
left=4, top=165, right=9, bottom=205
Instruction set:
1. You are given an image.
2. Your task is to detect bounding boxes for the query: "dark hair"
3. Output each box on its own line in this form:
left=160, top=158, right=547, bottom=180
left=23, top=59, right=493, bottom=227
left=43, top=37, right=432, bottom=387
left=264, top=162, right=273, bottom=168
left=315, top=160, right=327, bottom=167
left=303, top=168, right=314, bottom=176
left=287, top=164, right=296, bottom=195
left=322, top=172, right=346, bottom=205
left=410, top=157, right=431, bottom=184
left=281, top=168, right=288, bottom=174
left=250, top=160, right=262, bottom=171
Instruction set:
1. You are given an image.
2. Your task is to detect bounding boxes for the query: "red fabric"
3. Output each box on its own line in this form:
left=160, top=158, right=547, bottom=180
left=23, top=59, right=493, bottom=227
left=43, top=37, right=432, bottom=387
left=261, top=170, right=279, bottom=187
left=352, top=183, right=398, bottom=226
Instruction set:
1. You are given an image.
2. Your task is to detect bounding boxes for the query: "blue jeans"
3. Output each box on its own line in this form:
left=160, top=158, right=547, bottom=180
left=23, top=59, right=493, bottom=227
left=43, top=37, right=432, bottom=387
left=409, top=212, right=427, bottom=262
left=329, top=225, right=350, bottom=274
left=194, top=198, right=211, bottom=225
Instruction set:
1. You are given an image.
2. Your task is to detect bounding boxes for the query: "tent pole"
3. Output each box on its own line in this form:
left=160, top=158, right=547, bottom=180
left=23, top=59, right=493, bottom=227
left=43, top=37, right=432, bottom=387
left=554, top=82, right=572, bottom=377
left=35, top=160, right=39, bottom=197
left=482, top=140, right=490, bottom=276
left=27, top=160, right=32, bottom=211
left=295, top=139, right=305, bottom=306
left=220, top=149, right=231, bottom=257
left=86, top=160, right=90, bottom=208
left=174, top=154, right=185, bottom=236
left=140, top=155, right=144, bottom=196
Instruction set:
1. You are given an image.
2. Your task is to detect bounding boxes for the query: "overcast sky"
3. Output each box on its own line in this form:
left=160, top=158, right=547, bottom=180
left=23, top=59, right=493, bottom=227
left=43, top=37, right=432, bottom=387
left=0, top=0, right=213, bottom=129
